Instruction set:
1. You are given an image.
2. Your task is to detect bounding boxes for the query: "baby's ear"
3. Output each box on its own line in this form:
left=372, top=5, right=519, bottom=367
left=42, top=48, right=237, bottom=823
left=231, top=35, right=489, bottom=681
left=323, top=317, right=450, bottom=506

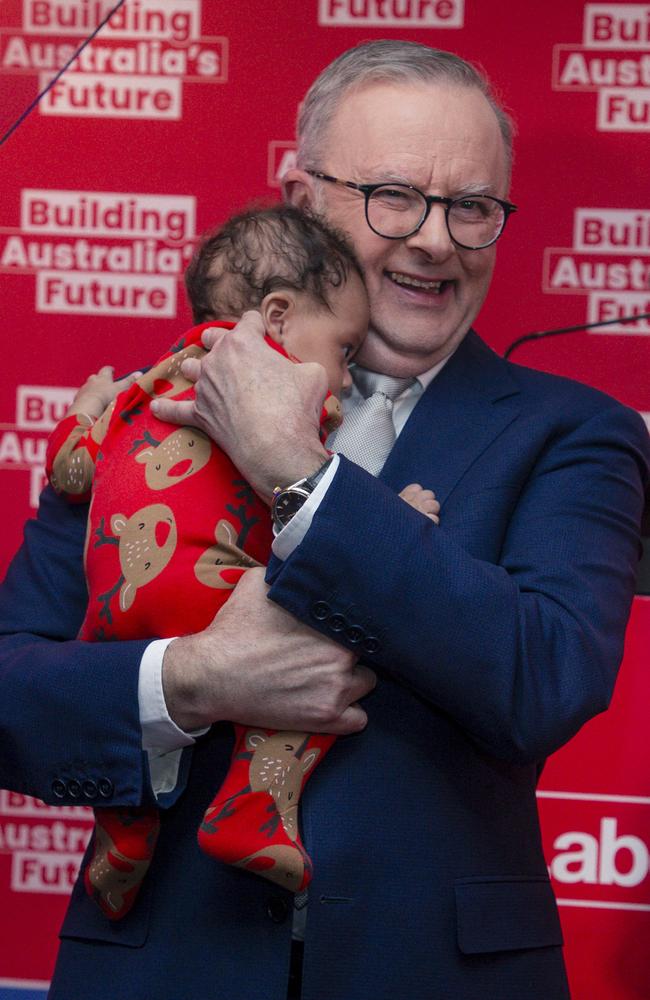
left=259, top=291, right=294, bottom=344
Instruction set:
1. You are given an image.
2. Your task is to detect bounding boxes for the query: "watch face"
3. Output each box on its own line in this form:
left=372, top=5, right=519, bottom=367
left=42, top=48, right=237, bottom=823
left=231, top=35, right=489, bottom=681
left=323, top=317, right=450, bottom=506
left=273, top=489, right=308, bottom=528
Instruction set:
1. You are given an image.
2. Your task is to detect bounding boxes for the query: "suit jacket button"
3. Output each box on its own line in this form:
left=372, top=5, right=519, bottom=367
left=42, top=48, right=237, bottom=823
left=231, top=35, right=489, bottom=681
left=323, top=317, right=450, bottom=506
left=51, top=779, right=67, bottom=799
left=82, top=779, right=98, bottom=800
left=328, top=613, right=347, bottom=632
left=67, top=779, right=82, bottom=799
left=363, top=636, right=380, bottom=655
left=311, top=601, right=331, bottom=621
left=266, top=896, right=289, bottom=923
left=345, top=624, right=365, bottom=644
left=97, top=778, right=114, bottom=799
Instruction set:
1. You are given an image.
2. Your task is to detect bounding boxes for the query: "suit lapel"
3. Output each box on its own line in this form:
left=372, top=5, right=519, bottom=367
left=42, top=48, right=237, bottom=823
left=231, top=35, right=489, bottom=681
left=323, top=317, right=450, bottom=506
left=380, top=331, right=521, bottom=505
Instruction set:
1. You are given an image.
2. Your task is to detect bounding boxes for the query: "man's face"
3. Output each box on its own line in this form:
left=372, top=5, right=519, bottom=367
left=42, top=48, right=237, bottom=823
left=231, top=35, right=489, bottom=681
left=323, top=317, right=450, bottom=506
left=287, top=82, right=509, bottom=376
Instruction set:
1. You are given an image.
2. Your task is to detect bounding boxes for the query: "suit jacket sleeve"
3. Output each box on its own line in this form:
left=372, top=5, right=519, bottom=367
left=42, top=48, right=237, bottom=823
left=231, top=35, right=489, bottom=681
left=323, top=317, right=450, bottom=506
left=266, top=384, right=649, bottom=766
left=0, top=485, right=163, bottom=808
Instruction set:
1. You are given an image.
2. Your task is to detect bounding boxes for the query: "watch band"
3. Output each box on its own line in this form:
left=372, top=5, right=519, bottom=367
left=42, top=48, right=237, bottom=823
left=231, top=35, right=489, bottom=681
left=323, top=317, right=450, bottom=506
left=303, top=456, right=335, bottom=491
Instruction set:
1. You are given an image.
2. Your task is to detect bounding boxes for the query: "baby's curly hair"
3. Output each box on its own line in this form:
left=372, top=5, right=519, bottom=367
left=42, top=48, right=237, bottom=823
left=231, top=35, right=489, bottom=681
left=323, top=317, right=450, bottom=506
left=184, top=203, right=363, bottom=323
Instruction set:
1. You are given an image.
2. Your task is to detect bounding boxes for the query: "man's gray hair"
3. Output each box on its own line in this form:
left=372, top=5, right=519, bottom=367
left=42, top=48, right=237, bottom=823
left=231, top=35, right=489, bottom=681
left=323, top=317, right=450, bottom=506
left=297, top=39, right=514, bottom=177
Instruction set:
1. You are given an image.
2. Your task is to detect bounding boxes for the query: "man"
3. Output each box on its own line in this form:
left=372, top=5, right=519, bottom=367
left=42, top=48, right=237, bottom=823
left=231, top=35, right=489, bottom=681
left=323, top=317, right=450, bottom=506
left=0, top=41, right=647, bottom=1000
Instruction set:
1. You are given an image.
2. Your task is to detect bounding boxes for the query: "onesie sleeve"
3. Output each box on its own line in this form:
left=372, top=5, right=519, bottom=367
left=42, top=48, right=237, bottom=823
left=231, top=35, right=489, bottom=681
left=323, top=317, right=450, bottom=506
left=46, top=410, right=105, bottom=502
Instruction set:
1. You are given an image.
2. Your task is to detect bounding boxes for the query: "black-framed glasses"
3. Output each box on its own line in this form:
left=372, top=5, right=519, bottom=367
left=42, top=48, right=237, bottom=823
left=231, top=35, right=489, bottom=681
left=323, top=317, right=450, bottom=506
left=307, top=171, right=517, bottom=250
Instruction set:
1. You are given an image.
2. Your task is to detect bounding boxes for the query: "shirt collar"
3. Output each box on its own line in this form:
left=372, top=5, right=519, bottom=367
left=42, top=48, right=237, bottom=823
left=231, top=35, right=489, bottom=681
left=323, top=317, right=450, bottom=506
left=348, top=347, right=455, bottom=401
left=413, top=351, right=454, bottom=393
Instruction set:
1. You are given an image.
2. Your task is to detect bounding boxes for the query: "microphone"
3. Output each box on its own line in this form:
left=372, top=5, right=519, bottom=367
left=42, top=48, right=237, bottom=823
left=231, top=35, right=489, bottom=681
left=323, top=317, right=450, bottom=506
left=0, top=0, right=126, bottom=148
left=503, top=311, right=650, bottom=360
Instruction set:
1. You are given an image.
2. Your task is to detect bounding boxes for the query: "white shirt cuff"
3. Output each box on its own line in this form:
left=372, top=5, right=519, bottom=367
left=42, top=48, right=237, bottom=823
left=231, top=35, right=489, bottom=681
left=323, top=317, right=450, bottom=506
left=138, top=637, right=208, bottom=751
left=271, top=454, right=340, bottom=561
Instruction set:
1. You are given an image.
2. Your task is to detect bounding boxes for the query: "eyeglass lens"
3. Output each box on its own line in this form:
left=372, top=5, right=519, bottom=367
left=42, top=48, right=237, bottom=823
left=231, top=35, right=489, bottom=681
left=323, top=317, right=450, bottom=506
left=367, top=186, right=505, bottom=247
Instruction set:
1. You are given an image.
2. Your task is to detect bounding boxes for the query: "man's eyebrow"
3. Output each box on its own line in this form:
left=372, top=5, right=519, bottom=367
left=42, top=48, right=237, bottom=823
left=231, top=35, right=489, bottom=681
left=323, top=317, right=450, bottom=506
left=357, top=170, right=412, bottom=184
left=453, top=182, right=496, bottom=196
left=357, top=174, right=499, bottom=196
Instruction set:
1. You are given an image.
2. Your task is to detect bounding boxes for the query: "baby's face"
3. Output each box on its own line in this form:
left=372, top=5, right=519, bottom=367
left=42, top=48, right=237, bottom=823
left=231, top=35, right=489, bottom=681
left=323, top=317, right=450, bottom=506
left=283, top=270, right=369, bottom=397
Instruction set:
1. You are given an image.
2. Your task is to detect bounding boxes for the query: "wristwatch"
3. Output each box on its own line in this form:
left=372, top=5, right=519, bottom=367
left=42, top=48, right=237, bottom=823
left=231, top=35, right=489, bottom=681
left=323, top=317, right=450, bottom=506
left=271, top=458, right=334, bottom=532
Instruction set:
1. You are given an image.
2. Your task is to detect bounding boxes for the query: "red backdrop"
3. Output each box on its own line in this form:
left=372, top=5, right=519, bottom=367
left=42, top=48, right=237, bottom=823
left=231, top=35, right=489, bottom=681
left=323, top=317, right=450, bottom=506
left=0, top=1, right=649, bottom=996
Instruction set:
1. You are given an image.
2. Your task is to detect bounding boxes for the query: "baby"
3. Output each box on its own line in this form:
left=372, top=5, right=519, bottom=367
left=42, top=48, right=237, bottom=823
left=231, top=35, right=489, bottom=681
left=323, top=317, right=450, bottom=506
left=47, top=204, right=440, bottom=920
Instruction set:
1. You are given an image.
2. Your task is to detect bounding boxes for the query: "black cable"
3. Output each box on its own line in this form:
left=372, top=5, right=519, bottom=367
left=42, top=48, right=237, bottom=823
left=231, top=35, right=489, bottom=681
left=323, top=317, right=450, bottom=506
left=504, top=311, right=650, bottom=359
left=0, top=0, right=126, bottom=148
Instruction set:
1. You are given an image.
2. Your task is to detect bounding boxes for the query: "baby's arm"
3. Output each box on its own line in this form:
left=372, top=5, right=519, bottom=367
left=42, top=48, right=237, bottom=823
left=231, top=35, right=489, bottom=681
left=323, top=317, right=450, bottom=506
left=399, top=483, right=440, bottom=524
left=46, top=366, right=141, bottom=498
left=68, top=365, right=141, bottom=420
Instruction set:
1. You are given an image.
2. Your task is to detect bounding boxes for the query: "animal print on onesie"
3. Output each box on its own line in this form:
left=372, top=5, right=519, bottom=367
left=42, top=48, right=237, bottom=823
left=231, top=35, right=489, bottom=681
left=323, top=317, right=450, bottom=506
left=46, top=322, right=342, bottom=920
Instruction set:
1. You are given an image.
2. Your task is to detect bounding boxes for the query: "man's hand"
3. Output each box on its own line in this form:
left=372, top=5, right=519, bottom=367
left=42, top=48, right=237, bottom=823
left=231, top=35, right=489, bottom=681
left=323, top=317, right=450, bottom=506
left=151, top=312, right=329, bottom=502
left=162, top=568, right=376, bottom=735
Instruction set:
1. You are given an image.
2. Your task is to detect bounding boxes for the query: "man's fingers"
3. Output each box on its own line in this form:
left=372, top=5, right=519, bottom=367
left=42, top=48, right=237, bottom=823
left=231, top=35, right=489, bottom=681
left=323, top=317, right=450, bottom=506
left=151, top=397, right=199, bottom=426
left=320, top=665, right=376, bottom=734
left=180, top=357, right=202, bottom=382
left=350, top=663, right=377, bottom=700
left=200, top=325, right=228, bottom=350
left=326, top=703, right=369, bottom=735
left=232, top=310, right=267, bottom=340
left=298, top=360, right=329, bottom=393
left=201, top=311, right=265, bottom=350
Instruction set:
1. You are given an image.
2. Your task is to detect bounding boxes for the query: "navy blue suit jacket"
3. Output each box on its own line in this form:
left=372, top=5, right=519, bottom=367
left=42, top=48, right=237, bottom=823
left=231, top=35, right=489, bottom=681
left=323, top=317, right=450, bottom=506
left=0, top=331, right=647, bottom=1000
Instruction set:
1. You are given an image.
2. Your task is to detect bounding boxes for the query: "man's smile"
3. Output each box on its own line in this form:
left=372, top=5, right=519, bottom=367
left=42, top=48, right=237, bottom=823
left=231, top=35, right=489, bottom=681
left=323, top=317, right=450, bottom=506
left=387, top=270, right=445, bottom=292
left=384, top=269, right=456, bottom=305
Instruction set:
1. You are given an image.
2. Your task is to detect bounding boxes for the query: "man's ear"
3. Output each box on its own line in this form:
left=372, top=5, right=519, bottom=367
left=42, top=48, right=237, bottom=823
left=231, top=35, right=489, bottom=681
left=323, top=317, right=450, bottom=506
left=259, top=291, right=295, bottom=343
left=282, top=168, right=318, bottom=210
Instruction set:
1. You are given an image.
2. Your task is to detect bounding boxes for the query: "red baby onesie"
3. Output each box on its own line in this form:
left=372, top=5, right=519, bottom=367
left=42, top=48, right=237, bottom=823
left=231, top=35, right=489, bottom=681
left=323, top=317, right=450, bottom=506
left=46, top=322, right=342, bottom=919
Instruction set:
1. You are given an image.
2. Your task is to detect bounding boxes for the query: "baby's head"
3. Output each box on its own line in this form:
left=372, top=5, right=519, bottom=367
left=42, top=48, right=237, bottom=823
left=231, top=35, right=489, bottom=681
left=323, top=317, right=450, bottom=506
left=184, top=204, right=369, bottom=396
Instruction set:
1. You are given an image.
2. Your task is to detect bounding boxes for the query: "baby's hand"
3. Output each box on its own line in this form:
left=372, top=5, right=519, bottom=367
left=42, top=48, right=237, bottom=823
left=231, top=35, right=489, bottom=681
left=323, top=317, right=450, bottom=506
left=68, top=365, right=142, bottom=419
left=399, top=483, right=440, bottom=524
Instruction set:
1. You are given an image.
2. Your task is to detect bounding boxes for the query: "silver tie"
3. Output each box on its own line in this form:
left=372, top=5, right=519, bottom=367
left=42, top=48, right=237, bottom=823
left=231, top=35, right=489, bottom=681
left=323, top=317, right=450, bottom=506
left=330, top=369, right=415, bottom=476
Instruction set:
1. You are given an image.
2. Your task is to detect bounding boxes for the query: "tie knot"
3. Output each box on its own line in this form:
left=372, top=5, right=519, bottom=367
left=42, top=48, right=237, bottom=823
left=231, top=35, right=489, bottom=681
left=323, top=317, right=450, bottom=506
left=353, top=368, right=415, bottom=402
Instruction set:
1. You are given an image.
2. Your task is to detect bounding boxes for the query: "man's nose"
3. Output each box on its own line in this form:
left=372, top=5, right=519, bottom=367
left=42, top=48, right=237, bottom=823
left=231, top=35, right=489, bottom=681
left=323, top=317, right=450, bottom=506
left=342, top=365, right=353, bottom=390
left=404, top=204, right=455, bottom=260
